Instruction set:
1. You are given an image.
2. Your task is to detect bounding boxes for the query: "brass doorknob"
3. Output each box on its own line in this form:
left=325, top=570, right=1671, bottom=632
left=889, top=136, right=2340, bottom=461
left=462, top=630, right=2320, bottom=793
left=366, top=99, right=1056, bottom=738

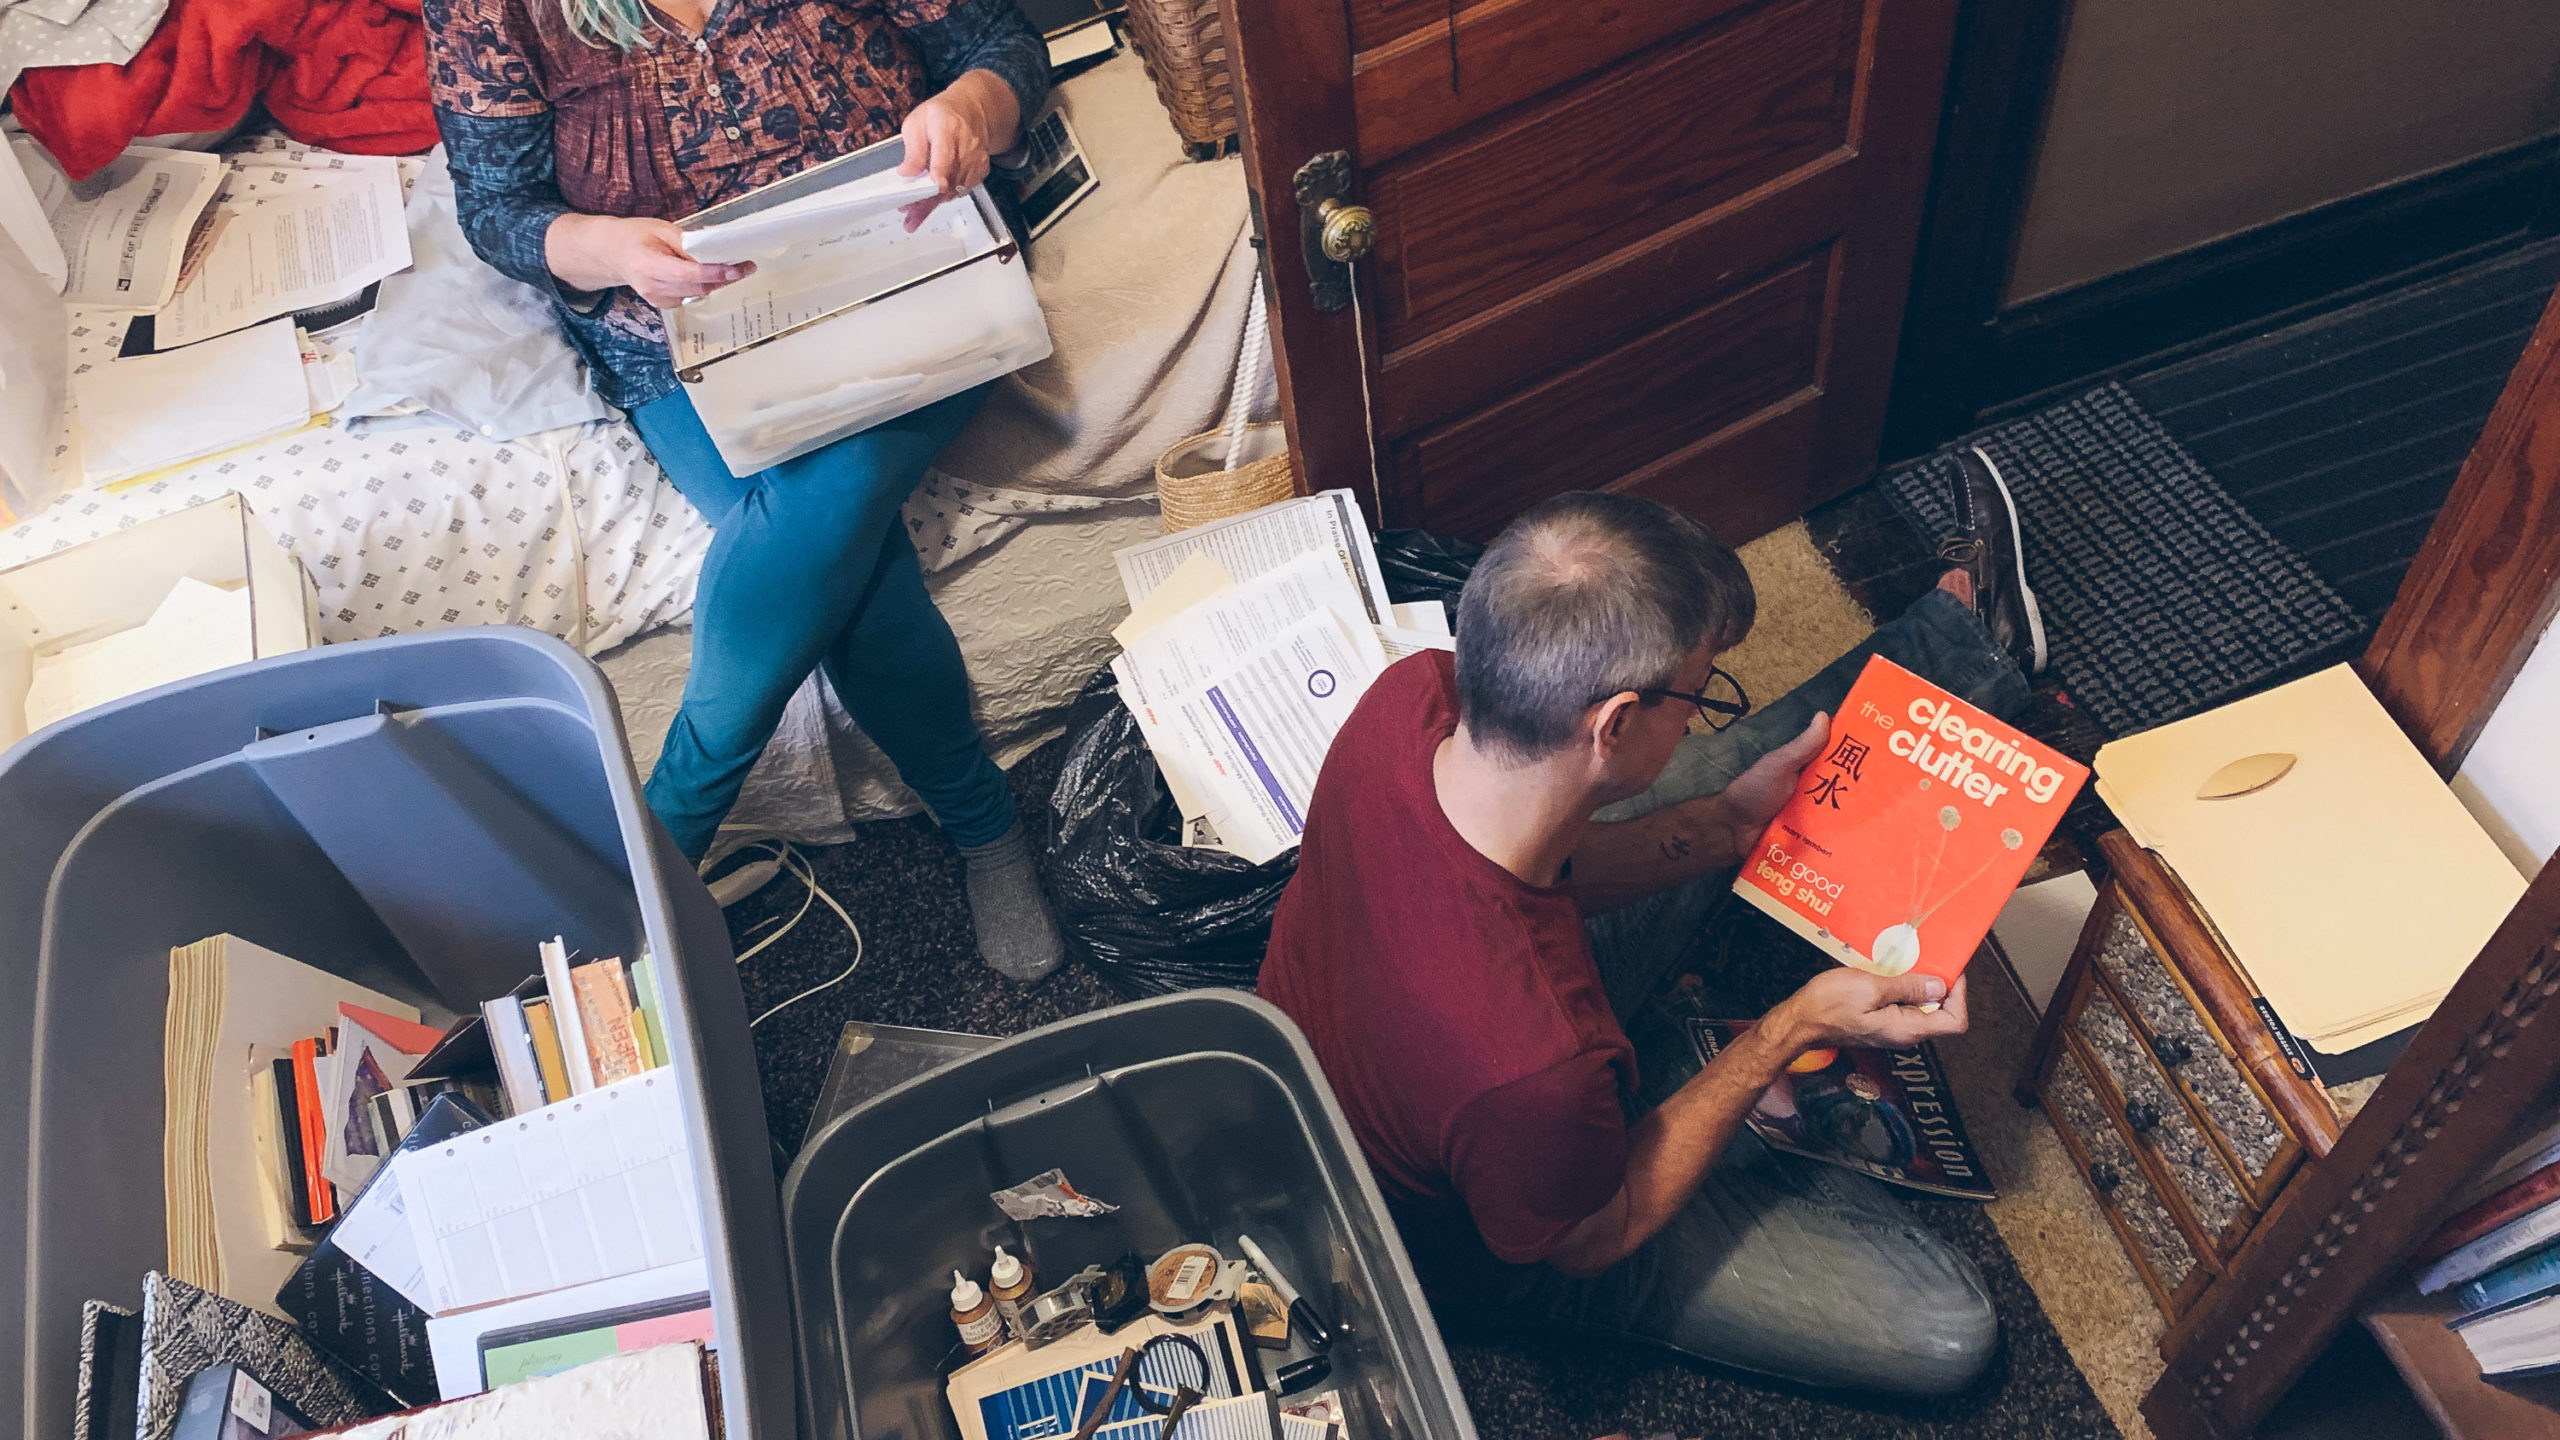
left=1316, top=198, right=1376, bottom=264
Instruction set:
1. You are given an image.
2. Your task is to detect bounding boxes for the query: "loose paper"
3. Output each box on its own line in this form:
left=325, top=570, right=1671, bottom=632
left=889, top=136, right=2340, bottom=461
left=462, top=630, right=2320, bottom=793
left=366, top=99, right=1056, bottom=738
left=152, top=157, right=411, bottom=348
left=1112, top=550, right=1233, bottom=649
left=1171, top=609, right=1389, bottom=864
left=18, top=142, right=223, bottom=309
left=1113, top=490, right=1393, bottom=626
left=679, top=166, right=945, bottom=265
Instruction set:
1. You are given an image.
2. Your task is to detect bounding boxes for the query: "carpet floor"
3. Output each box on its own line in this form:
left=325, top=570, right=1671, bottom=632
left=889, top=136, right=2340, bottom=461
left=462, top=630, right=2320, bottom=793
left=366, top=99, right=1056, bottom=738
left=717, top=526, right=2129, bottom=1439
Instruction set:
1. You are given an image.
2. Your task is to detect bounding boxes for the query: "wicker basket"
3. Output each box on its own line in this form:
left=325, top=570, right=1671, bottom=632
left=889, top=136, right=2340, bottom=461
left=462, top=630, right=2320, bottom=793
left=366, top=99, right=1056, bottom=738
left=1120, top=0, right=1239, bottom=155
left=1156, top=423, right=1295, bottom=532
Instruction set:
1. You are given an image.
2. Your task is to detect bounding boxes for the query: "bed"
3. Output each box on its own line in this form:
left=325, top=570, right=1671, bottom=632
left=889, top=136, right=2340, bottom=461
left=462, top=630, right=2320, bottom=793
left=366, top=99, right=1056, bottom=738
left=0, top=52, right=1267, bottom=846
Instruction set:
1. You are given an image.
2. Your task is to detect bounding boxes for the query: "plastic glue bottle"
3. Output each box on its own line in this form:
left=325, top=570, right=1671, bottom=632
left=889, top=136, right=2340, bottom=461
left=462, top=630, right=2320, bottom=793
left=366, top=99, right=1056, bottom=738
left=950, top=1270, right=1003, bottom=1357
left=989, top=1246, right=1036, bottom=1341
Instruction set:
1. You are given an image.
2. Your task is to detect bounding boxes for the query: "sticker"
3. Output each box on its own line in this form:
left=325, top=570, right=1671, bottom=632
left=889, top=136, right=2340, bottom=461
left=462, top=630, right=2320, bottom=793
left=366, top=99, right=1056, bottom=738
left=230, top=1370, right=273, bottom=1432
left=2251, top=998, right=2314, bottom=1082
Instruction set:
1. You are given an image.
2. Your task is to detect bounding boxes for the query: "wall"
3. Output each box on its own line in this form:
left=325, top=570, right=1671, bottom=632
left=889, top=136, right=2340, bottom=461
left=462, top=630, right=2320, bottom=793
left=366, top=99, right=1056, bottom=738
left=2004, top=0, right=2560, bottom=305
left=2453, top=617, right=2560, bottom=878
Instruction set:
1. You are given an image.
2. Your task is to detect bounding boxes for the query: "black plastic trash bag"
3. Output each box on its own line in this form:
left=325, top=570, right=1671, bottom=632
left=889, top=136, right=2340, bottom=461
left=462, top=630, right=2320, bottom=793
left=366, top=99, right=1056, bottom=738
left=1044, top=669, right=1294, bottom=997
left=1043, top=529, right=1483, bottom=997
left=1374, top=527, right=1481, bottom=613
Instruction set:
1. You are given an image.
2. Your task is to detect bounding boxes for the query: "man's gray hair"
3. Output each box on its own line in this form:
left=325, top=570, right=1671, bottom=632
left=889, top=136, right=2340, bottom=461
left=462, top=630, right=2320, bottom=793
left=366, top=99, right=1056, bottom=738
left=1455, top=491, right=1755, bottom=761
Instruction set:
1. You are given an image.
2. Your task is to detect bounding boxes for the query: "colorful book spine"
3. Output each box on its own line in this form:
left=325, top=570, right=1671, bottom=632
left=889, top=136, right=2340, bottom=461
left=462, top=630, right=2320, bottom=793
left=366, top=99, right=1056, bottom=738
left=482, top=996, right=547, bottom=1117
left=2459, top=1239, right=2560, bottom=1315
left=271, top=1057, right=313, bottom=1229
left=290, top=1038, right=336, bottom=1224
left=539, top=937, right=597, bottom=1094
left=2420, top=1159, right=2560, bottom=1262
left=571, top=958, right=642, bottom=1084
left=631, top=955, right=671, bottom=1071
left=2418, top=1196, right=2560, bottom=1294
left=522, top=998, right=572, bottom=1105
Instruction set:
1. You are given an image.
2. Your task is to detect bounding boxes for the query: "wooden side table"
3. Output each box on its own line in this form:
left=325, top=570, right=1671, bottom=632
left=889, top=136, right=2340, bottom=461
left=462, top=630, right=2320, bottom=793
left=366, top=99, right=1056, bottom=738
left=2019, top=830, right=2370, bottom=1345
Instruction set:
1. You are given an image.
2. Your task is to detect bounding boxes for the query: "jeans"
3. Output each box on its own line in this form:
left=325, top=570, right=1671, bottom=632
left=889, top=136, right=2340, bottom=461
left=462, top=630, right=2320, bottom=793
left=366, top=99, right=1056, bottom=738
left=631, top=388, right=1015, bottom=860
left=1491, top=589, right=2032, bottom=1396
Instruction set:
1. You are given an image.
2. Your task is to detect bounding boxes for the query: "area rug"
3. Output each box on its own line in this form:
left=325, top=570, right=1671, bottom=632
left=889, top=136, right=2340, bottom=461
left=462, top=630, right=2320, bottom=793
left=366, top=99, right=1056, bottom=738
left=1879, top=382, right=2362, bottom=736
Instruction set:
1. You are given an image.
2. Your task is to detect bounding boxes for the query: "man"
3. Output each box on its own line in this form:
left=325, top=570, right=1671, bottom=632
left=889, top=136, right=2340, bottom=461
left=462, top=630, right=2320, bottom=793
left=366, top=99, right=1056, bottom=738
left=1259, top=453, right=2043, bottom=1396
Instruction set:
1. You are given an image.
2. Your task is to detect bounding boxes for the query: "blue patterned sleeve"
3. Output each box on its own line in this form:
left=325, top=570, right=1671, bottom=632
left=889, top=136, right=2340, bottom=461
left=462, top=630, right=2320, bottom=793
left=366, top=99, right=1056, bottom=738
left=899, top=0, right=1051, bottom=124
left=434, top=110, right=606, bottom=310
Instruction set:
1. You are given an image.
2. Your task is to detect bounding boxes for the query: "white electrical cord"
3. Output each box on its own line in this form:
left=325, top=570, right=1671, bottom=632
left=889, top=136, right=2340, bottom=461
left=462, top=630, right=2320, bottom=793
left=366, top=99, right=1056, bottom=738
left=711, top=838, right=868, bottom=1027
left=1345, top=257, right=1385, bottom=519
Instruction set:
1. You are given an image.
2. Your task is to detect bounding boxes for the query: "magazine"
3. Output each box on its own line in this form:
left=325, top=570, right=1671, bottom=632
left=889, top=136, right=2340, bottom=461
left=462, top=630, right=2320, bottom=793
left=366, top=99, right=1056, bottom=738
left=1688, top=1018, right=1996, bottom=1200
left=1733, top=654, right=2087, bottom=988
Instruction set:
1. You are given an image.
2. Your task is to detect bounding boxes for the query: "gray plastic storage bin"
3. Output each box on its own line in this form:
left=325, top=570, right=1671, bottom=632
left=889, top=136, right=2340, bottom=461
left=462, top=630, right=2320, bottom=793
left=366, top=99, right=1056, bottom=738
left=0, top=629, right=788, bottom=1440
left=783, top=991, right=1476, bottom=1440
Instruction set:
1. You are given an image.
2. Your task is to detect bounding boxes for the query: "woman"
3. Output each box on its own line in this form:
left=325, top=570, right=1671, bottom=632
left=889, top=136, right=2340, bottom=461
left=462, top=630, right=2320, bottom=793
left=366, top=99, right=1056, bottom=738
left=425, top=0, right=1062, bottom=979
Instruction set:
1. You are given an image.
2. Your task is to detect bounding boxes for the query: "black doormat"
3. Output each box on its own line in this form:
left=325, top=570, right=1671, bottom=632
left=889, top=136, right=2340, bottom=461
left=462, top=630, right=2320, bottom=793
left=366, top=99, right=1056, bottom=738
left=1879, top=382, right=2362, bottom=736
left=2128, top=237, right=2560, bottom=620
left=733, top=743, right=2122, bottom=1440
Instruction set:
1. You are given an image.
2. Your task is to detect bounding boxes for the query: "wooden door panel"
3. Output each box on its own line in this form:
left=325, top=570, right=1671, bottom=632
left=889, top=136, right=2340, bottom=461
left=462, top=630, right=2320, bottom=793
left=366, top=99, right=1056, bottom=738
left=1399, top=252, right=1828, bottom=537
left=1372, top=152, right=1858, bottom=436
left=1347, top=0, right=1460, bottom=54
left=1371, top=0, right=1861, bottom=344
left=1351, top=0, right=1758, bottom=167
left=1227, top=0, right=1956, bottom=543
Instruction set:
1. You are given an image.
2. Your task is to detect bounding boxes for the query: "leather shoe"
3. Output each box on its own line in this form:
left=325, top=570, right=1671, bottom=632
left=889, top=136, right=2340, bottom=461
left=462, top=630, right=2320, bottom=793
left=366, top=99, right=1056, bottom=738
left=1937, top=444, right=2048, bottom=676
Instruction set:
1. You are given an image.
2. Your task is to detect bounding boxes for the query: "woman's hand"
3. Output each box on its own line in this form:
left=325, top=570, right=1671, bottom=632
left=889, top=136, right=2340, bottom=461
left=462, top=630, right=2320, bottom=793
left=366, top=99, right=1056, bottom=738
left=897, top=70, right=1021, bottom=230
left=544, top=213, right=753, bottom=307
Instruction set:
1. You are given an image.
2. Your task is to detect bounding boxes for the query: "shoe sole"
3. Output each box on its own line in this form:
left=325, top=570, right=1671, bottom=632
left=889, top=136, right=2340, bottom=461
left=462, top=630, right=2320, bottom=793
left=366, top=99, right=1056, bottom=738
left=1966, top=444, right=2048, bottom=674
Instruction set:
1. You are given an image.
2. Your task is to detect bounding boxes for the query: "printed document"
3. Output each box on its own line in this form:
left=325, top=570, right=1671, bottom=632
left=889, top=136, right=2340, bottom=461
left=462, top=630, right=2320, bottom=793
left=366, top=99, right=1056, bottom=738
left=1113, top=490, right=1393, bottom=625
left=1172, top=609, right=1388, bottom=864
left=18, top=141, right=223, bottom=310
left=668, top=197, right=980, bottom=367
left=153, top=156, right=410, bottom=348
left=1110, top=553, right=1369, bottom=821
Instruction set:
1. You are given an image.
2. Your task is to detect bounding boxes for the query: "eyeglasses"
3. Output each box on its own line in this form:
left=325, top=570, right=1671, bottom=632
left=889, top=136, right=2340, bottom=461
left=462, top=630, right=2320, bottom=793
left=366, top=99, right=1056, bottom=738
left=1594, top=664, right=1751, bottom=731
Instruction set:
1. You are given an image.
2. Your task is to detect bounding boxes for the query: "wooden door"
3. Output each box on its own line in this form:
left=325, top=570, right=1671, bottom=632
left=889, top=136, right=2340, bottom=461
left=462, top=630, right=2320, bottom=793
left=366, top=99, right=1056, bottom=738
left=1225, top=0, right=1962, bottom=543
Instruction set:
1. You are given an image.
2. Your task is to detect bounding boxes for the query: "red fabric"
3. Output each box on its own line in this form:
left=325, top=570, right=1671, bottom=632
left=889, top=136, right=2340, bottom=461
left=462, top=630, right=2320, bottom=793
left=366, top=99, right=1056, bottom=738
left=9, top=0, right=300, bottom=178
left=263, top=0, right=435, bottom=155
left=7, top=0, right=433, bottom=181
left=1258, top=652, right=1635, bottom=1293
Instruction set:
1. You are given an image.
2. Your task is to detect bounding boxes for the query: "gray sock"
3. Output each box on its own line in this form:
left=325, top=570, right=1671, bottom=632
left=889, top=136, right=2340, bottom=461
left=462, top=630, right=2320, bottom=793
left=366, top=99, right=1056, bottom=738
left=957, top=821, right=1065, bottom=983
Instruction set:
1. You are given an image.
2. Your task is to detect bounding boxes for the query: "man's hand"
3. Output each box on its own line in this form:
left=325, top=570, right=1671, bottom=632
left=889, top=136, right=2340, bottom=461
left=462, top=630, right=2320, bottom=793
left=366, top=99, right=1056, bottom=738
left=1765, top=969, right=1970, bottom=1053
left=1710, top=711, right=1829, bottom=856
left=897, top=71, right=1020, bottom=230
left=544, top=214, right=751, bottom=306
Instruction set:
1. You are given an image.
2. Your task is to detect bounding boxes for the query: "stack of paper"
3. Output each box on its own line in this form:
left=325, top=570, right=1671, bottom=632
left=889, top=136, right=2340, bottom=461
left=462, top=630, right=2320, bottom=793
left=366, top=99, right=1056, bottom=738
left=2093, top=665, right=2526, bottom=1054
left=69, top=317, right=311, bottom=486
left=1106, top=491, right=1450, bottom=863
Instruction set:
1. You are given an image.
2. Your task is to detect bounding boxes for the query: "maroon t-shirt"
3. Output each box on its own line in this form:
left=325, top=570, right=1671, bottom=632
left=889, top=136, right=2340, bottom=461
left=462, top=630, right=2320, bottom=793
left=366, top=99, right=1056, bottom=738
left=1259, top=652, right=1635, bottom=1291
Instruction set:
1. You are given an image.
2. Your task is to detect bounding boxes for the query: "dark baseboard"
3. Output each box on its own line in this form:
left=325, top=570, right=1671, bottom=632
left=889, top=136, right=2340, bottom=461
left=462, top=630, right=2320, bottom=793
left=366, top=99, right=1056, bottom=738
left=1886, top=131, right=2560, bottom=459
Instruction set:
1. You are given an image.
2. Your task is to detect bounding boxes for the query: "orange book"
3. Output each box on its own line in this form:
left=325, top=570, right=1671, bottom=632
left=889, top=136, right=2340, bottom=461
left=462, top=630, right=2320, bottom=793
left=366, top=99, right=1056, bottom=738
left=1733, top=655, right=2088, bottom=989
left=570, top=958, right=643, bottom=1084
left=290, top=1036, right=337, bottom=1224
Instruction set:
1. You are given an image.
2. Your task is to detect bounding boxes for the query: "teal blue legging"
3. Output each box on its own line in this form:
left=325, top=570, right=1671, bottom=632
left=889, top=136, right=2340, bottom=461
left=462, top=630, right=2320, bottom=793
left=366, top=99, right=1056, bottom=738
left=632, top=386, right=1014, bottom=860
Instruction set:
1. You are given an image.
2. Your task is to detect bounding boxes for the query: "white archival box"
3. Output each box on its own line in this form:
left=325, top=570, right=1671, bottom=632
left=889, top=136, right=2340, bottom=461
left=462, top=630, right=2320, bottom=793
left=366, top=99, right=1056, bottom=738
left=0, top=492, right=321, bottom=746
left=663, top=137, right=1052, bottom=476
